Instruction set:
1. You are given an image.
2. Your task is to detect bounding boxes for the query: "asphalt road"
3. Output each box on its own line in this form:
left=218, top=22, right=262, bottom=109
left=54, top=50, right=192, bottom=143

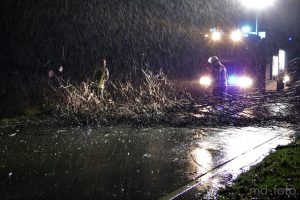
left=0, top=123, right=296, bottom=199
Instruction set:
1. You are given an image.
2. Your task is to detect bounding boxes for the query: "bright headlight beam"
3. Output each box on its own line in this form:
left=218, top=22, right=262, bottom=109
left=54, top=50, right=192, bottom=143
left=199, top=76, right=212, bottom=86
left=211, top=32, right=221, bottom=41
left=239, top=77, right=253, bottom=88
left=231, top=30, right=242, bottom=42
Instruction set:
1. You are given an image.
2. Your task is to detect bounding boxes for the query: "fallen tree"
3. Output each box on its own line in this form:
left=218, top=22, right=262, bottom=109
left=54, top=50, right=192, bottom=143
left=47, top=70, right=300, bottom=126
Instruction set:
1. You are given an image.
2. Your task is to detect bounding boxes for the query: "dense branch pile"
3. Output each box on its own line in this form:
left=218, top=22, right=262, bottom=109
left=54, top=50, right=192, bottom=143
left=48, top=71, right=300, bottom=126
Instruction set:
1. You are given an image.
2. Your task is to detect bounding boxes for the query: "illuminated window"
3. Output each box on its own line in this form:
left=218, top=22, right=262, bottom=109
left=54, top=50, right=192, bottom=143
left=278, top=50, right=286, bottom=71
left=272, top=56, right=279, bottom=77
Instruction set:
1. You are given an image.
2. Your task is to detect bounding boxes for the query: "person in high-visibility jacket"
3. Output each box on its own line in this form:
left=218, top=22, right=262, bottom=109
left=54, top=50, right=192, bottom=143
left=93, top=59, right=109, bottom=97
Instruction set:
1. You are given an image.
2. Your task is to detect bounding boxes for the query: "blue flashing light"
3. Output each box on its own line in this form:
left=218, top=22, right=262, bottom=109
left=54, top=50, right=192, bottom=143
left=228, top=75, right=238, bottom=85
left=241, top=25, right=251, bottom=33
left=210, top=28, right=217, bottom=32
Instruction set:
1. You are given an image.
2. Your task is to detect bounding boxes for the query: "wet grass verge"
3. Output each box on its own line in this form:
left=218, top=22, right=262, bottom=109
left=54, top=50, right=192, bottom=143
left=218, top=139, right=300, bottom=199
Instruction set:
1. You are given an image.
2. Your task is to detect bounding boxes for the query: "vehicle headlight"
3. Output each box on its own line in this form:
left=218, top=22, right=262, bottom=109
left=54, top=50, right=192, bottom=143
left=283, top=75, right=290, bottom=83
left=238, top=77, right=253, bottom=88
left=231, top=30, right=242, bottom=42
left=211, top=32, right=222, bottom=41
left=199, top=76, right=212, bottom=86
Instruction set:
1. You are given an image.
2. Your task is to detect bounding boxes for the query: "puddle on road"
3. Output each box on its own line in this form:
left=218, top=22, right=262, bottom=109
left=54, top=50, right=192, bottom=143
left=167, top=126, right=295, bottom=200
left=0, top=123, right=296, bottom=199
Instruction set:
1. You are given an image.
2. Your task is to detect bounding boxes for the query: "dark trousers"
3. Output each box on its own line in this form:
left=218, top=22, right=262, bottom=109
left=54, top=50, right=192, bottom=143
left=212, top=86, right=227, bottom=97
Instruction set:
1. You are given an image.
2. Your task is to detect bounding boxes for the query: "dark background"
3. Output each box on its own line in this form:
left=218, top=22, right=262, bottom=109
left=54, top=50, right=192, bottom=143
left=1, top=0, right=299, bottom=116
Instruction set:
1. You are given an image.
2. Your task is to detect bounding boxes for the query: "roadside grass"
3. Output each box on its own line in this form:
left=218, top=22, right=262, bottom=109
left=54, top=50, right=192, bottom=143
left=218, top=139, right=300, bottom=199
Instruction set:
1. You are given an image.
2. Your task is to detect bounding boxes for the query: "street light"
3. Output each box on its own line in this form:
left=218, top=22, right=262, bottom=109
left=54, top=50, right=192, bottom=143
left=239, top=0, right=276, bottom=10
left=239, top=0, right=276, bottom=35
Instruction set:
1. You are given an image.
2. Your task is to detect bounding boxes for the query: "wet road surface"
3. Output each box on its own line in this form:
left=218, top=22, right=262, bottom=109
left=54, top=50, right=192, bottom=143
left=0, top=123, right=296, bottom=199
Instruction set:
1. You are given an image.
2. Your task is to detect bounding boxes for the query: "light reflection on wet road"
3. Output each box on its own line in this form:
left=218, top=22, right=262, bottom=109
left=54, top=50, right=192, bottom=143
left=0, top=123, right=296, bottom=199
left=163, top=126, right=295, bottom=199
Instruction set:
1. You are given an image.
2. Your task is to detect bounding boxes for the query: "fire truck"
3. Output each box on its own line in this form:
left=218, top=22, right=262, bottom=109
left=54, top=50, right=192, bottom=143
left=199, top=28, right=268, bottom=92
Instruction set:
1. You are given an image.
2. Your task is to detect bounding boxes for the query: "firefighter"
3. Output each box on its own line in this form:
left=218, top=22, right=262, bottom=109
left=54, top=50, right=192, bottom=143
left=208, top=56, right=228, bottom=97
left=93, top=59, right=109, bottom=97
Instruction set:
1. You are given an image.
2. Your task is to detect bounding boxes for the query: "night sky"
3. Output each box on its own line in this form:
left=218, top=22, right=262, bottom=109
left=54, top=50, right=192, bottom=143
left=240, top=0, right=300, bottom=45
left=0, top=0, right=299, bottom=78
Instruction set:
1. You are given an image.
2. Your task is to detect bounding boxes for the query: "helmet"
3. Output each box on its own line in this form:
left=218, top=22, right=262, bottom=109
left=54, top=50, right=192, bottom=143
left=101, top=58, right=106, bottom=66
left=208, top=56, right=219, bottom=64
